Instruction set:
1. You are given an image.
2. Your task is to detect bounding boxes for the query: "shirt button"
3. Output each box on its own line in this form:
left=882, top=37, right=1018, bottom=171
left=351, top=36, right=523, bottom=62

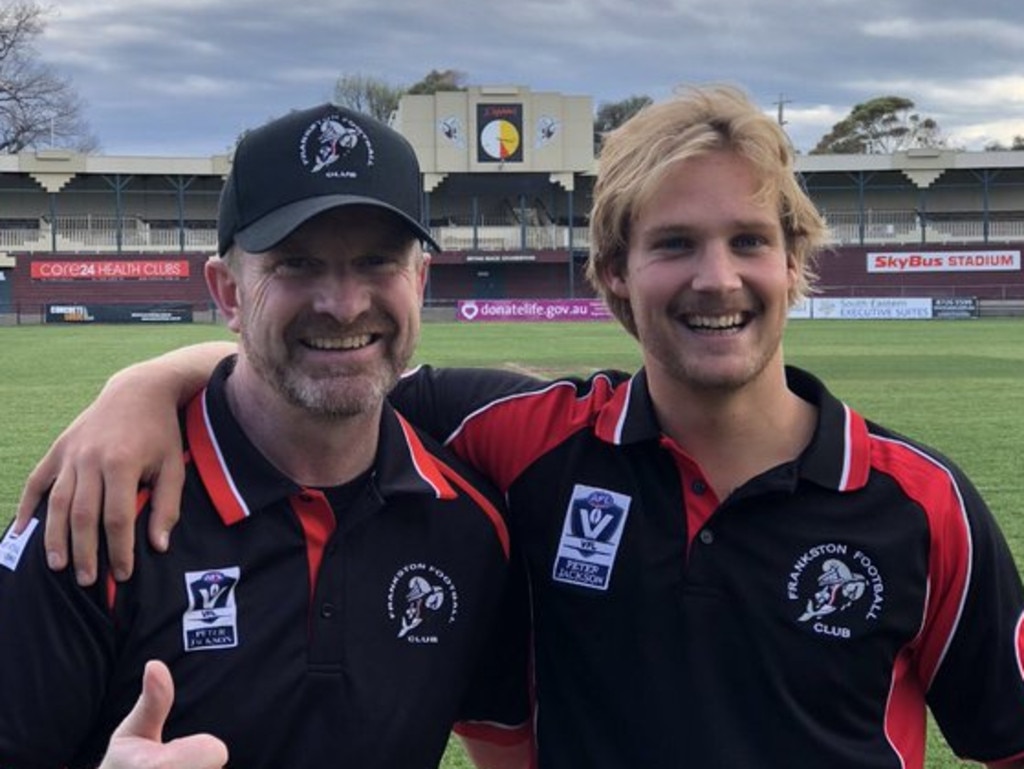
left=699, top=529, right=714, bottom=545
left=691, top=480, right=707, bottom=495
left=320, top=603, right=335, bottom=619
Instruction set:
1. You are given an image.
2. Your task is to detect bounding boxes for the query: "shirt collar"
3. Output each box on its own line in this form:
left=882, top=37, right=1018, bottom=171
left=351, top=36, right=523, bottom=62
left=592, top=365, right=872, bottom=493
left=184, top=356, right=456, bottom=527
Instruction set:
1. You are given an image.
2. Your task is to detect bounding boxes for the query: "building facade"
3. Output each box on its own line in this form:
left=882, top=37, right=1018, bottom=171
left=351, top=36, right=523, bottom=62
left=2, top=85, right=1024, bottom=320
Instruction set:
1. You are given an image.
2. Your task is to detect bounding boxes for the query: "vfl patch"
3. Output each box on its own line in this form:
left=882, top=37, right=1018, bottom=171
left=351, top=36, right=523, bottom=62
left=786, top=543, right=885, bottom=640
left=0, top=518, right=39, bottom=572
left=386, top=563, right=459, bottom=645
left=182, top=567, right=240, bottom=652
left=552, top=484, right=631, bottom=591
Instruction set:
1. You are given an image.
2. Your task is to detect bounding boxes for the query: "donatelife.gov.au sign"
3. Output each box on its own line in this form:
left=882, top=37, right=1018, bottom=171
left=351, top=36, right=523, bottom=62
left=457, top=299, right=613, bottom=322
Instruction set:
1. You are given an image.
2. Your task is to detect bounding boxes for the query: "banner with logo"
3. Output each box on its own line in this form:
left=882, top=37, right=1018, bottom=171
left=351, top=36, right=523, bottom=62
left=810, top=297, right=933, bottom=320
left=46, top=303, right=194, bottom=323
left=932, top=297, right=979, bottom=319
left=867, top=250, right=1020, bottom=273
left=476, top=104, right=524, bottom=163
left=457, top=299, right=612, bottom=323
left=31, top=260, right=190, bottom=281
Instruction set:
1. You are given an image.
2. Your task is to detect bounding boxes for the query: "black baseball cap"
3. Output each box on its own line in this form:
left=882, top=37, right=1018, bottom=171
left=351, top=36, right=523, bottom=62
left=217, top=103, right=440, bottom=255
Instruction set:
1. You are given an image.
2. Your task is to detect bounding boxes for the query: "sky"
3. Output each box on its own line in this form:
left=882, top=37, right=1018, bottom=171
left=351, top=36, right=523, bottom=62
left=34, top=0, right=1024, bottom=157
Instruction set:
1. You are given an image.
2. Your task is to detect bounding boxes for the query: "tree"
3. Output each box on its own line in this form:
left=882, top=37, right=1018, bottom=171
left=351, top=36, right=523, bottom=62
left=593, top=95, right=652, bottom=152
left=333, top=73, right=405, bottom=123
left=332, top=69, right=466, bottom=123
left=985, top=135, right=1024, bottom=151
left=406, top=68, right=467, bottom=95
left=810, top=96, right=946, bottom=155
left=0, top=1, right=97, bottom=153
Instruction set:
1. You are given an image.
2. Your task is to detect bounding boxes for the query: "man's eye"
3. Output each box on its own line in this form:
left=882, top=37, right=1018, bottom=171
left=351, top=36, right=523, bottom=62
left=274, top=257, right=315, bottom=274
left=733, top=234, right=767, bottom=250
left=359, top=253, right=403, bottom=271
left=653, top=237, right=689, bottom=251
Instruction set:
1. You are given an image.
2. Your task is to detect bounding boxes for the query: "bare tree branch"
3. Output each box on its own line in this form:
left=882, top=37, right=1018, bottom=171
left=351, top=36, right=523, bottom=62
left=0, top=1, right=97, bottom=153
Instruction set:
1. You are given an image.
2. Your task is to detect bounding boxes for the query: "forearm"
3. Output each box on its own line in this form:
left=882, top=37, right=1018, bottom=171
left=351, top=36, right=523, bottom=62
left=15, top=340, right=237, bottom=584
left=106, top=341, right=236, bottom=408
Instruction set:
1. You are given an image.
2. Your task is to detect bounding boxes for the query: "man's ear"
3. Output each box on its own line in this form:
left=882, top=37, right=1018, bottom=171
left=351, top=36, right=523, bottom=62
left=204, top=256, right=243, bottom=333
left=786, top=251, right=800, bottom=306
left=417, top=250, right=430, bottom=306
left=600, top=256, right=630, bottom=300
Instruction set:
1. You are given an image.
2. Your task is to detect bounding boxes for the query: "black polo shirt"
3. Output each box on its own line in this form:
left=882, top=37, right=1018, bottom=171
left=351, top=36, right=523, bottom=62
left=393, top=364, right=1024, bottom=769
left=0, top=357, right=528, bottom=769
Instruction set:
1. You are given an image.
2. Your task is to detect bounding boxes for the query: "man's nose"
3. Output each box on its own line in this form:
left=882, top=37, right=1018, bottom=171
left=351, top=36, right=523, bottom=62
left=310, top=270, right=371, bottom=320
left=691, top=241, right=742, bottom=292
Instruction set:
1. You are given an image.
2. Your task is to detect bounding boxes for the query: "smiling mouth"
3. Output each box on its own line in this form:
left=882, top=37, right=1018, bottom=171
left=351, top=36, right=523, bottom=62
left=683, top=312, right=751, bottom=332
left=302, top=333, right=377, bottom=351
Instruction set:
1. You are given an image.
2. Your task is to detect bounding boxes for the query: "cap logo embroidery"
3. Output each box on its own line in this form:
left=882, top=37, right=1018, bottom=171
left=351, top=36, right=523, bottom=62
left=386, top=562, right=459, bottom=644
left=299, top=113, right=375, bottom=177
left=787, top=543, right=885, bottom=640
left=182, top=566, right=240, bottom=651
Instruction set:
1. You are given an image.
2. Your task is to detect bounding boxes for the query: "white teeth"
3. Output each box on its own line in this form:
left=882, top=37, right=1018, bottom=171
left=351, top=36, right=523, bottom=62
left=688, top=314, right=744, bottom=329
left=305, top=334, right=373, bottom=350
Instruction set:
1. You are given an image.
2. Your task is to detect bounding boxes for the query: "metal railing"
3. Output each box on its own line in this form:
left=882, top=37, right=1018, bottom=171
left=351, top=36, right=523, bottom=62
left=2, top=211, right=1024, bottom=253
left=821, top=210, right=1024, bottom=246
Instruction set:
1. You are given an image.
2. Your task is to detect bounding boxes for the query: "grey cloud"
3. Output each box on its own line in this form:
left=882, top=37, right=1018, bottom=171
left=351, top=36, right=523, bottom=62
left=31, top=0, right=1024, bottom=154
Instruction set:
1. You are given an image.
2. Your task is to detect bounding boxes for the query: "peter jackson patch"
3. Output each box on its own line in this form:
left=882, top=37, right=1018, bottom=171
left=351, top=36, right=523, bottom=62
left=182, top=567, right=240, bottom=651
left=552, top=484, right=632, bottom=591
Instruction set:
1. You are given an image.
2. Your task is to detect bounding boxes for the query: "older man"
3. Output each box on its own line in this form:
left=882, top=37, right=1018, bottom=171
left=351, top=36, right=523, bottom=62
left=1, top=104, right=530, bottom=769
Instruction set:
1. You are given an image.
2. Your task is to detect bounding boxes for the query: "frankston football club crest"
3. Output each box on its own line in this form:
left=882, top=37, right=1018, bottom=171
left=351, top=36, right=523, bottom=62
left=386, top=563, right=459, bottom=644
left=182, top=567, right=240, bottom=652
left=438, top=116, right=467, bottom=148
left=787, top=543, right=885, bottom=640
left=535, top=115, right=560, bottom=148
left=299, top=113, right=374, bottom=177
left=552, top=484, right=632, bottom=591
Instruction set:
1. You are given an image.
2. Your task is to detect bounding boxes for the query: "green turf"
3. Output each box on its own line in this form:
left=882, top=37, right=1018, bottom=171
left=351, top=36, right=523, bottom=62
left=3, top=318, right=1023, bottom=768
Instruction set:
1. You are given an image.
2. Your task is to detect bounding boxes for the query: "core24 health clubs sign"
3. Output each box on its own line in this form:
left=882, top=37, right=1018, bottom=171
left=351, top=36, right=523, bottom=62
left=31, top=259, right=190, bottom=280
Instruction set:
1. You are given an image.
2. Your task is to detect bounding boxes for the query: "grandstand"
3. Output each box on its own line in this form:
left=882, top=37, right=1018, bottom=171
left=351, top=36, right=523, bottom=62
left=2, top=85, right=1023, bottom=322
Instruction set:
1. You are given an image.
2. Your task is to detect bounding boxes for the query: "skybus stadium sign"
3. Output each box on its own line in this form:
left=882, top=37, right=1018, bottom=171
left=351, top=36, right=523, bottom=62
left=867, top=250, right=1021, bottom=273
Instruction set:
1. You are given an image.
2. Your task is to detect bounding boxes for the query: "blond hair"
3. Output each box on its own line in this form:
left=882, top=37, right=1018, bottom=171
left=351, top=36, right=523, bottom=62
left=587, top=84, right=830, bottom=336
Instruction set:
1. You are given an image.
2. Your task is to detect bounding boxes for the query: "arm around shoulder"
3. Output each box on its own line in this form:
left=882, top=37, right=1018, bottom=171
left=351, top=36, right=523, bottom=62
left=14, top=341, right=236, bottom=585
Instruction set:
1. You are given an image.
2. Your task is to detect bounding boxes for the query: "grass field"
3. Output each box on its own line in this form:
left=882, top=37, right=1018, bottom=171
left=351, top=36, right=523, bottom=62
left=3, top=318, right=1023, bottom=768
